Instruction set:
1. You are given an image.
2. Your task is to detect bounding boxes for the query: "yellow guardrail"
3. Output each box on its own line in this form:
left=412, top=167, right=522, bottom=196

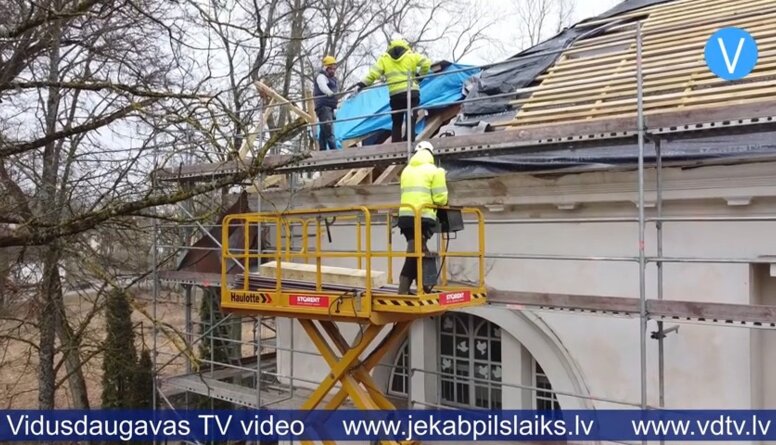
left=220, top=205, right=485, bottom=319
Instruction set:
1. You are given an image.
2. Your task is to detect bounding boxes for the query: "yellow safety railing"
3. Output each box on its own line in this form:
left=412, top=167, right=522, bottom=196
left=221, top=204, right=485, bottom=304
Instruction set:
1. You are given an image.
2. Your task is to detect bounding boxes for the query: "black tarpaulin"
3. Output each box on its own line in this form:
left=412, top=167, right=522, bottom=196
left=443, top=132, right=776, bottom=180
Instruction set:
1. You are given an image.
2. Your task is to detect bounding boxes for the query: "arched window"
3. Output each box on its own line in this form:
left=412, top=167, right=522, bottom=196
left=387, top=313, right=562, bottom=411
left=439, top=313, right=502, bottom=409
left=535, top=361, right=561, bottom=410
left=388, top=340, right=409, bottom=396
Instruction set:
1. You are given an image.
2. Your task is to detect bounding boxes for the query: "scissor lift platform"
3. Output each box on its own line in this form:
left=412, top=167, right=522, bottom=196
left=220, top=205, right=486, bottom=443
left=224, top=273, right=487, bottom=324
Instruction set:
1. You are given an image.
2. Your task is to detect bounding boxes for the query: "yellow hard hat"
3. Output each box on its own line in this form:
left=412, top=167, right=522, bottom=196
left=322, top=55, right=337, bottom=66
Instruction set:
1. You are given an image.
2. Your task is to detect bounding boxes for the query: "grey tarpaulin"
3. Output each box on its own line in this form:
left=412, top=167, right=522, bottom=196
left=462, top=0, right=677, bottom=117
left=443, top=132, right=776, bottom=180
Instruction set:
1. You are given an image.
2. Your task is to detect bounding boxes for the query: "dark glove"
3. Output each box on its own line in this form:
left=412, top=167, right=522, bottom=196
left=353, top=82, right=367, bottom=93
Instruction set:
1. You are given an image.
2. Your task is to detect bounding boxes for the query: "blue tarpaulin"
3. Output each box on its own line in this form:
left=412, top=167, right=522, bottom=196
left=321, top=63, right=478, bottom=148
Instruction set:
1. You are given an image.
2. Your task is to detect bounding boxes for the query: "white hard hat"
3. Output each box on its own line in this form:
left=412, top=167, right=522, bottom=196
left=414, top=140, right=434, bottom=153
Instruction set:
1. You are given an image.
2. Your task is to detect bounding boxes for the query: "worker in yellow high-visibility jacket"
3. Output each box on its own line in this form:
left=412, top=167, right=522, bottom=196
left=396, top=140, right=448, bottom=295
left=355, top=34, right=432, bottom=143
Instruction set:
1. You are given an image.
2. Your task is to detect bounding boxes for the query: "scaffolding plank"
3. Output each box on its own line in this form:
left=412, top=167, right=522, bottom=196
left=489, top=289, right=776, bottom=327
left=161, top=374, right=281, bottom=408
left=162, top=271, right=776, bottom=327
left=159, top=270, right=222, bottom=286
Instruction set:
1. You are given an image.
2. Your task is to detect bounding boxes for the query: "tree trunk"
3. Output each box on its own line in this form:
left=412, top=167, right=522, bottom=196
left=38, top=248, right=59, bottom=409
left=38, top=7, right=65, bottom=409
left=55, top=286, right=90, bottom=409
left=0, top=248, right=9, bottom=309
left=279, top=0, right=305, bottom=128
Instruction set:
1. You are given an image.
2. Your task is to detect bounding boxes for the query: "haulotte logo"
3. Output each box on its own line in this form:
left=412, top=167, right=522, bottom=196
left=704, top=27, right=759, bottom=80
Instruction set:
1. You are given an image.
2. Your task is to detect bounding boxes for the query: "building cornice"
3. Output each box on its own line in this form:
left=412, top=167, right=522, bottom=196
left=254, top=161, right=776, bottom=212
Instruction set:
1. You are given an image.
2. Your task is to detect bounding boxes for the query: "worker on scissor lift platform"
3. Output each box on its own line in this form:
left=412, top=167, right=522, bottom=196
left=397, top=140, right=448, bottom=295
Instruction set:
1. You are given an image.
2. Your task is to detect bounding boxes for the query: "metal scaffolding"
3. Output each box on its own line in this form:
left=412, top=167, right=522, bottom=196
left=147, top=18, right=776, bottom=443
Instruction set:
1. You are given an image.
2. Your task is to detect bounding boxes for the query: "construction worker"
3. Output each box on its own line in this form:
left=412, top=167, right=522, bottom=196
left=397, top=140, right=447, bottom=295
left=354, top=34, right=431, bottom=143
left=314, top=55, right=339, bottom=151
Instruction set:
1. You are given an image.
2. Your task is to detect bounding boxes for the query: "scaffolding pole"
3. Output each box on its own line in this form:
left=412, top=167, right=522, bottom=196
left=635, top=21, right=648, bottom=418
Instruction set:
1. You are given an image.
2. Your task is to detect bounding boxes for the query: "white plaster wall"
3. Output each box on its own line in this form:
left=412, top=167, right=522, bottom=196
left=278, top=213, right=775, bottom=411
left=271, top=162, right=776, bottom=415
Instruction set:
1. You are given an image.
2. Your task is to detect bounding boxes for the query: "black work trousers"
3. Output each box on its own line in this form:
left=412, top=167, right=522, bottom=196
left=315, top=106, right=337, bottom=151
left=398, top=216, right=435, bottom=281
left=389, top=90, right=420, bottom=143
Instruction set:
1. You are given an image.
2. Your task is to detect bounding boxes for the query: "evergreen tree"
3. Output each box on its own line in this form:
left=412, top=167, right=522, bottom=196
left=101, top=289, right=138, bottom=408
left=130, top=349, right=154, bottom=409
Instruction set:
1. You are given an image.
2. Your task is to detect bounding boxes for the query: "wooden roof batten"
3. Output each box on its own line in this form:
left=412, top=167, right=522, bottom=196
left=504, top=0, right=776, bottom=128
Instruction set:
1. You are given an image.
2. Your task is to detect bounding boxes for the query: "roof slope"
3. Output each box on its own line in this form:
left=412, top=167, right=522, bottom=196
left=500, top=0, right=775, bottom=129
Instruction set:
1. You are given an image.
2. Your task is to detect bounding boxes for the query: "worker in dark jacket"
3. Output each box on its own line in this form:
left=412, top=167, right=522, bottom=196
left=355, top=35, right=431, bottom=143
left=314, top=55, right=339, bottom=151
left=397, top=140, right=448, bottom=295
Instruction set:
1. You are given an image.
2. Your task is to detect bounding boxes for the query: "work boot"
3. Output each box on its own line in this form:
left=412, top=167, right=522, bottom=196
left=398, top=275, right=413, bottom=295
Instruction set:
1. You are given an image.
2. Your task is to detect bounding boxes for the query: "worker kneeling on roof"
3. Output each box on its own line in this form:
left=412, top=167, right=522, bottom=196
left=355, top=34, right=431, bottom=143
left=397, top=140, right=448, bottom=295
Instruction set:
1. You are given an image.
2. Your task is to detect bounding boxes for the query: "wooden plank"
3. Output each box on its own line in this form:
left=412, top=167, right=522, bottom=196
left=532, top=47, right=776, bottom=99
left=512, top=80, right=776, bottom=122
left=496, top=97, right=776, bottom=130
left=510, top=95, right=773, bottom=127
left=650, top=300, right=776, bottom=325
left=644, top=0, right=770, bottom=31
left=341, top=136, right=368, bottom=149
left=547, top=18, right=776, bottom=76
left=552, top=33, right=776, bottom=79
left=568, top=0, right=715, bottom=53
left=259, top=261, right=387, bottom=290
left=518, top=68, right=776, bottom=113
left=254, top=80, right=314, bottom=123
left=335, top=132, right=393, bottom=185
left=545, top=27, right=776, bottom=76
left=304, top=91, right=317, bottom=151
left=337, top=167, right=374, bottom=187
left=417, top=105, right=461, bottom=140
left=574, top=1, right=774, bottom=59
left=489, top=289, right=776, bottom=324
left=306, top=170, right=349, bottom=189
left=570, top=12, right=766, bottom=59
left=263, top=175, right=286, bottom=189
left=521, top=61, right=776, bottom=105
left=336, top=167, right=373, bottom=186
left=489, top=289, right=639, bottom=314
left=374, top=164, right=402, bottom=184
left=237, top=95, right=274, bottom=160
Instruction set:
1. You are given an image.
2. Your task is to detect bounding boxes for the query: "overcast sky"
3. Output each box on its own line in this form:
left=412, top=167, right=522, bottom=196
left=455, top=0, right=623, bottom=65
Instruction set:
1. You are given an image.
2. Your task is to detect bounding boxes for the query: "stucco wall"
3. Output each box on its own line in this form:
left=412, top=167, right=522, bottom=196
left=270, top=161, right=776, bottom=414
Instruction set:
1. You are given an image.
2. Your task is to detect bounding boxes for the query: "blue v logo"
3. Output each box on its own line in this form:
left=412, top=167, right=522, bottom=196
left=704, top=27, right=758, bottom=80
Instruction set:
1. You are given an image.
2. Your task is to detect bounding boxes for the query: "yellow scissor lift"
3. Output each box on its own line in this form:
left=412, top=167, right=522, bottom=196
left=220, top=205, right=486, bottom=442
